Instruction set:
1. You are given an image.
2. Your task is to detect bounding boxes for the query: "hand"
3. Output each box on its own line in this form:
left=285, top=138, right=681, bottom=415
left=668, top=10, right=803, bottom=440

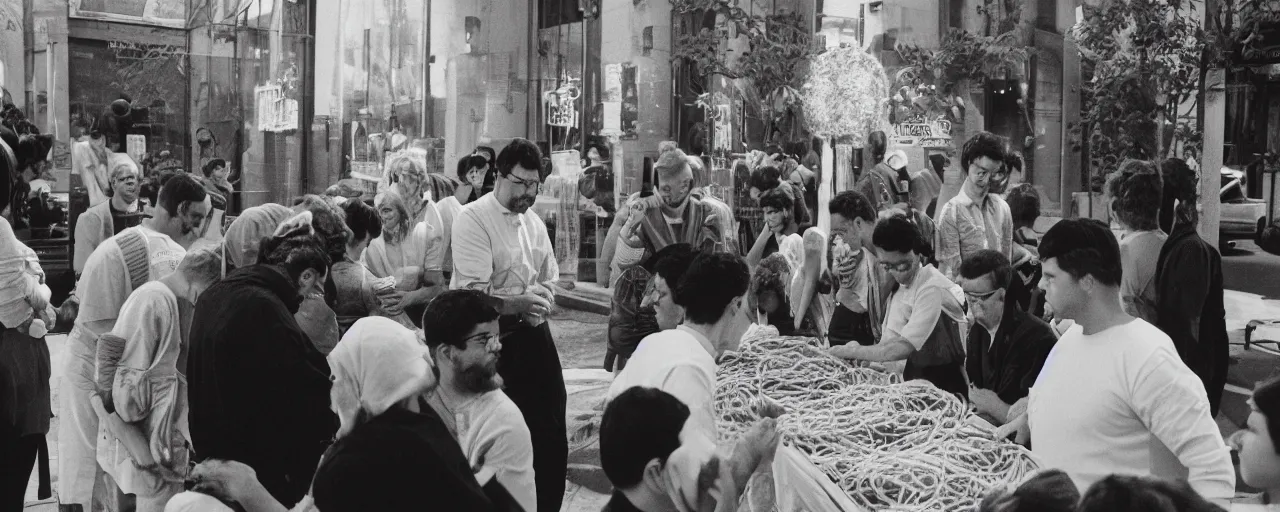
left=829, top=344, right=859, bottom=360
left=530, top=284, right=557, bottom=307
left=741, top=417, right=780, bottom=471
left=504, top=293, right=552, bottom=317
left=968, top=387, right=1003, bottom=417
left=189, top=459, right=264, bottom=505
left=1007, top=397, right=1028, bottom=423
left=758, top=224, right=773, bottom=240
left=754, top=395, right=786, bottom=419
left=377, top=289, right=406, bottom=314
left=1228, top=429, right=1246, bottom=452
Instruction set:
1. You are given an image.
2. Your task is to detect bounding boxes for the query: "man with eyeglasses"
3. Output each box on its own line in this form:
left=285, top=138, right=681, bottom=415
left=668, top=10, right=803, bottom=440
left=450, top=138, right=566, bottom=512
left=934, top=131, right=1015, bottom=282
left=422, top=289, right=535, bottom=512
left=73, top=153, right=145, bottom=275
left=831, top=215, right=968, bottom=396
left=955, top=249, right=1056, bottom=429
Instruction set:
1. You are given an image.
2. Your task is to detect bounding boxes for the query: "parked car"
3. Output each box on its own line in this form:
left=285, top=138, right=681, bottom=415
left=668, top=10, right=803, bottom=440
left=1221, top=167, right=1268, bottom=242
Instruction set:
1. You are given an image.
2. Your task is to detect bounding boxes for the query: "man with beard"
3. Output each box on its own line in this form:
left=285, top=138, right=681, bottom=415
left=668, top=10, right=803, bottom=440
left=422, top=289, right=536, bottom=512
left=934, top=131, right=1015, bottom=282
left=186, top=223, right=337, bottom=506
left=74, top=153, right=144, bottom=275
left=58, top=174, right=208, bottom=512
left=451, top=137, right=565, bottom=512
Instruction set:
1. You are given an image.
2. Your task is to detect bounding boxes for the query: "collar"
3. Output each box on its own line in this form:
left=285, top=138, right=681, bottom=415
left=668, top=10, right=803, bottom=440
left=956, top=186, right=986, bottom=207
left=677, top=324, right=718, bottom=361
left=485, top=193, right=526, bottom=225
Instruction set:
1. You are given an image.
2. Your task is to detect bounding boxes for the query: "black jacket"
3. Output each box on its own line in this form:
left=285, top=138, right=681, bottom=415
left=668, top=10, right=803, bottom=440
left=966, top=304, right=1058, bottom=406
left=187, top=264, right=337, bottom=506
left=1155, top=224, right=1229, bottom=414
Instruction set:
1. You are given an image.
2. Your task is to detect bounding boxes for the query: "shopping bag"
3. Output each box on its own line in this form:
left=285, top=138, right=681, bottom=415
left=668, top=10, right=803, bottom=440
left=772, top=445, right=864, bottom=512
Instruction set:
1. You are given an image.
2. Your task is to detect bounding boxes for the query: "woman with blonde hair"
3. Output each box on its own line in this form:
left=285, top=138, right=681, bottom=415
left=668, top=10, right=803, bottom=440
left=365, top=189, right=445, bottom=325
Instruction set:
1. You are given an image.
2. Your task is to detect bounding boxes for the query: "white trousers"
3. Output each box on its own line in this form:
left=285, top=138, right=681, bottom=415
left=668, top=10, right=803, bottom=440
left=57, top=327, right=99, bottom=509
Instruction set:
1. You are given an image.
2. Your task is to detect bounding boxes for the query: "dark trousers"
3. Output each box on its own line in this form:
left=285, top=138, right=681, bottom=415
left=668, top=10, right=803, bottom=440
left=497, top=316, right=567, bottom=512
left=0, top=434, right=39, bottom=512
left=828, top=306, right=875, bottom=347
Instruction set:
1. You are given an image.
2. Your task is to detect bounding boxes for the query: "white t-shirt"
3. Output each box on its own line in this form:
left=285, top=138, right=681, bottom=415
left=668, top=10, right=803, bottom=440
left=77, top=225, right=185, bottom=334
left=1028, top=319, right=1234, bottom=500
left=608, top=326, right=719, bottom=439
left=450, top=390, right=536, bottom=512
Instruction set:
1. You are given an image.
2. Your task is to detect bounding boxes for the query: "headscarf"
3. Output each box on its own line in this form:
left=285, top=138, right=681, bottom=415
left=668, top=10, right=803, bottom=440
left=222, top=203, right=293, bottom=268
left=328, top=316, right=436, bottom=439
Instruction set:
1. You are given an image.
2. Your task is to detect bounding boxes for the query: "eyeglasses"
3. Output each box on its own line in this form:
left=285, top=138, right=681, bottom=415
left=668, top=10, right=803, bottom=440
left=459, top=331, right=501, bottom=351
left=505, top=174, right=541, bottom=192
left=970, top=164, right=1003, bottom=179
left=878, top=259, right=915, bottom=273
left=964, top=289, right=1000, bottom=302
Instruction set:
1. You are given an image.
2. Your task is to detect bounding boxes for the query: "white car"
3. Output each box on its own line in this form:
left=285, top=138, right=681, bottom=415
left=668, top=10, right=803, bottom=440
left=1221, top=168, right=1268, bottom=242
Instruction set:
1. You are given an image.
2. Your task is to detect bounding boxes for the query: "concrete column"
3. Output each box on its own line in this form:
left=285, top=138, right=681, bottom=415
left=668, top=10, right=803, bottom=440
left=1200, top=68, right=1225, bottom=247
left=1, top=2, right=22, bottom=102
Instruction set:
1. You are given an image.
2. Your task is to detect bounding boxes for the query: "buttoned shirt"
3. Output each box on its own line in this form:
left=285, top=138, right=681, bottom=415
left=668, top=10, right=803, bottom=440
left=935, top=187, right=1014, bottom=280
left=450, top=193, right=558, bottom=296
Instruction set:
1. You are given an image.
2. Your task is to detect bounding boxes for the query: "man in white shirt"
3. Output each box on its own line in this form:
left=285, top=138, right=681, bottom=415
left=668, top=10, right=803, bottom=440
left=934, top=132, right=1014, bottom=282
left=450, top=138, right=564, bottom=512
left=422, top=289, right=536, bottom=512
left=59, top=174, right=210, bottom=511
left=1023, top=218, right=1233, bottom=503
left=830, top=215, right=969, bottom=396
left=608, top=252, right=754, bottom=439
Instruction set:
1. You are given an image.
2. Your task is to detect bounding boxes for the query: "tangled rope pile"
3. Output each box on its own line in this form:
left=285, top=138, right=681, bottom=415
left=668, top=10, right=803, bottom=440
left=715, top=329, right=1039, bottom=510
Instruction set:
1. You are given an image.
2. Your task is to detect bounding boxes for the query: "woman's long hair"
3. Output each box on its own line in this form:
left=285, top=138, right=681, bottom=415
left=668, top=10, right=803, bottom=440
left=375, top=189, right=412, bottom=245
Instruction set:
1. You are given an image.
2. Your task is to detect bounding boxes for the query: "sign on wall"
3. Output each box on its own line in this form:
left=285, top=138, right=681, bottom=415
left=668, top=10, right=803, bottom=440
left=889, top=115, right=952, bottom=149
left=255, top=83, right=299, bottom=133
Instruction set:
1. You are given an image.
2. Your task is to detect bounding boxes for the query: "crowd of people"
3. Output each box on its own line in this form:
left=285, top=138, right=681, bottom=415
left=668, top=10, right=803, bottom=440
left=0, top=97, right=1271, bottom=512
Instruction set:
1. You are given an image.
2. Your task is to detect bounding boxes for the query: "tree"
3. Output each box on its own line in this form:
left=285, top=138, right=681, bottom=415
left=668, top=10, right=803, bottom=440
left=670, top=0, right=815, bottom=145
left=1070, top=0, right=1207, bottom=191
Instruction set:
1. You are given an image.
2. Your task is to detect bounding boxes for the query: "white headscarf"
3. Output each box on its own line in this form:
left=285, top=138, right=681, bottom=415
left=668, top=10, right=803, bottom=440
left=328, top=316, right=436, bottom=438
left=222, top=203, right=294, bottom=268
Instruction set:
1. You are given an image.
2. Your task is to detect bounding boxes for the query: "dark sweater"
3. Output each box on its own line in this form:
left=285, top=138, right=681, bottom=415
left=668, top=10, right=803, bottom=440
left=965, top=305, right=1058, bottom=406
left=187, top=264, right=337, bottom=506
left=1155, top=223, right=1229, bottom=414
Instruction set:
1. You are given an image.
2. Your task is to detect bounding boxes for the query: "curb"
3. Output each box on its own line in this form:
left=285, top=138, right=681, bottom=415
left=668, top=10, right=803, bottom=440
left=554, top=283, right=612, bottom=316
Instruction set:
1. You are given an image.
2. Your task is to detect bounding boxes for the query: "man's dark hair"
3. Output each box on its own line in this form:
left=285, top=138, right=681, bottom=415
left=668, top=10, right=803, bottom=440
left=1252, top=375, right=1280, bottom=454
left=590, top=144, right=611, bottom=161
left=1106, top=160, right=1163, bottom=231
left=1038, top=218, right=1122, bottom=287
left=1161, top=157, right=1199, bottom=228
left=258, top=233, right=331, bottom=284
left=455, top=157, right=470, bottom=181
left=342, top=199, right=382, bottom=243
left=867, top=131, right=887, bottom=163
left=978, top=469, right=1079, bottom=512
left=156, top=173, right=207, bottom=217
left=757, top=186, right=793, bottom=213
left=294, top=195, right=352, bottom=263
left=960, top=132, right=1007, bottom=174
left=495, top=138, right=542, bottom=177
left=959, top=249, right=1013, bottom=290
left=1006, top=183, right=1041, bottom=229
left=829, top=190, right=876, bottom=223
left=749, top=165, right=783, bottom=192
left=421, top=289, right=501, bottom=350
left=643, top=243, right=696, bottom=286
left=1077, top=475, right=1224, bottom=512
left=201, top=158, right=226, bottom=178
left=675, top=252, right=750, bottom=325
left=872, top=214, right=924, bottom=254
left=600, top=387, right=690, bottom=489
left=1004, top=150, right=1024, bottom=174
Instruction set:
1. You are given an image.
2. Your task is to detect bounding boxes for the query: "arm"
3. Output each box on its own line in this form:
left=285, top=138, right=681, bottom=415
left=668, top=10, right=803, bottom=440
left=474, top=409, right=537, bottom=512
left=793, top=232, right=825, bottom=334
left=73, top=209, right=101, bottom=274
left=450, top=211, right=495, bottom=291
left=745, top=227, right=771, bottom=268
left=1157, top=245, right=1212, bottom=373
left=1132, top=352, right=1235, bottom=501
left=830, top=338, right=915, bottom=362
left=934, top=204, right=961, bottom=280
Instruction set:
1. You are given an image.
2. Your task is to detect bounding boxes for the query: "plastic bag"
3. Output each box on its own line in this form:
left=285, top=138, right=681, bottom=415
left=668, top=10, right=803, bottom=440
left=772, top=445, right=864, bottom=512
